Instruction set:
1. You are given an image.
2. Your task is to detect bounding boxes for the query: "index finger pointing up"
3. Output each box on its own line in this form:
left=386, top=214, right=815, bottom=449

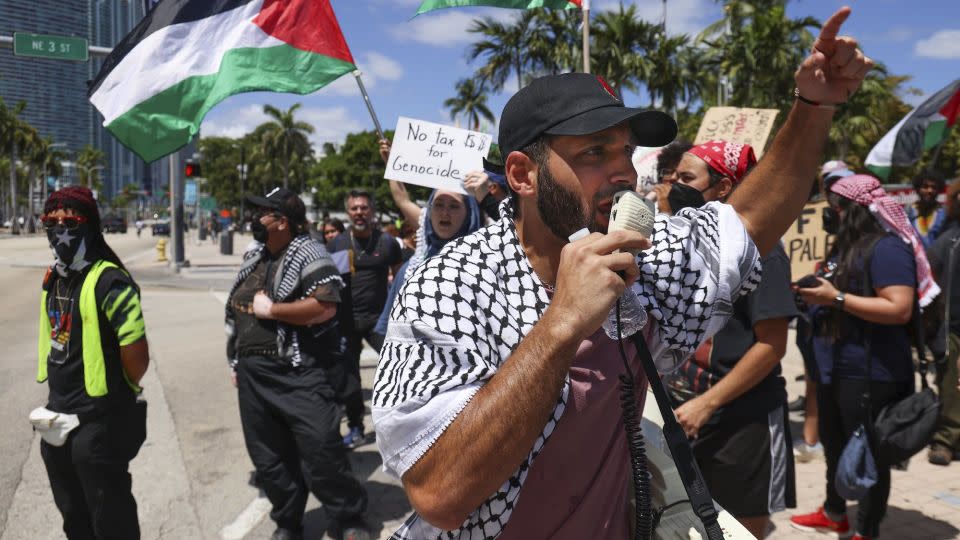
left=813, top=6, right=852, bottom=56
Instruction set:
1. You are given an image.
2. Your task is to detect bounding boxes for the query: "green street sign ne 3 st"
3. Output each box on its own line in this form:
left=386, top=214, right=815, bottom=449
left=13, top=32, right=89, bottom=61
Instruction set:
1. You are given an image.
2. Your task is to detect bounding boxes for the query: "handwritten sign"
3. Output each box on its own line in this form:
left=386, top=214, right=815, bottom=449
left=384, top=117, right=493, bottom=194
left=694, top=107, right=779, bottom=157
left=781, top=200, right=835, bottom=278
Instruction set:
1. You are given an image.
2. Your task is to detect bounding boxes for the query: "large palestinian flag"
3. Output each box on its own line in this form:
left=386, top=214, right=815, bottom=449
left=416, top=0, right=581, bottom=16
left=865, top=78, right=960, bottom=179
left=89, top=0, right=356, bottom=163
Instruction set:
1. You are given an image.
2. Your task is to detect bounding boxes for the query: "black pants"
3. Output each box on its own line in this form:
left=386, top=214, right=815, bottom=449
left=237, top=355, right=367, bottom=530
left=344, top=318, right=383, bottom=430
left=40, top=413, right=142, bottom=539
left=818, top=378, right=911, bottom=538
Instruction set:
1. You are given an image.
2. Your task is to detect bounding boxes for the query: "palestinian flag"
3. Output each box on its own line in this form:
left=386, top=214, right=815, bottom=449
left=416, top=0, right=582, bottom=16
left=865, top=78, right=960, bottom=179
left=89, top=0, right=355, bottom=163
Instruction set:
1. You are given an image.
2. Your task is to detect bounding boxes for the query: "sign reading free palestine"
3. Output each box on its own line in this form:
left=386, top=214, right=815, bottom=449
left=384, top=117, right=494, bottom=195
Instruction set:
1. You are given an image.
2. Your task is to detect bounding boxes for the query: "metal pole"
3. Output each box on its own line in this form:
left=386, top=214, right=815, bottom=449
left=581, top=0, right=591, bottom=74
left=10, top=140, right=18, bottom=235
left=353, top=71, right=384, bottom=140
left=169, top=153, right=185, bottom=267
left=239, top=145, right=246, bottom=224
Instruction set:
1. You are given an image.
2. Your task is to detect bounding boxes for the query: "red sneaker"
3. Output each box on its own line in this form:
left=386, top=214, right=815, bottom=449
left=790, top=507, right=851, bottom=536
left=851, top=536, right=872, bottom=540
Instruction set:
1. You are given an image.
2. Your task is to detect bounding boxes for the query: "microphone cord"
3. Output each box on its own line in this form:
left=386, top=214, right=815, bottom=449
left=616, top=299, right=692, bottom=540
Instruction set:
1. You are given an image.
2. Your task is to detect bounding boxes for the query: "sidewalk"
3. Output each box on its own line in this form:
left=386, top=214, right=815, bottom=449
left=769, top=339, right=960, bottom=539
left=128, top=230, right=247, bottom=290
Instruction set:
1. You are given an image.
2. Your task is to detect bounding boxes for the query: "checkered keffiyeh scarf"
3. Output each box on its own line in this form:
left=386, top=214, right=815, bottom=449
left=830, top=174, right=940, bottom=307
left=688, top=140, right=757, bottom=184
left=373, top=200, right=761, bottom=539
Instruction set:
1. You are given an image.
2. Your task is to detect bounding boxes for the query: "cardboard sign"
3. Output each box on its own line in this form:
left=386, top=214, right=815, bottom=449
left=384, top=117, right=494, bottom=194
left=781, top=200, right=835, bottom=278
left=694, top=107, right=779, bottom=157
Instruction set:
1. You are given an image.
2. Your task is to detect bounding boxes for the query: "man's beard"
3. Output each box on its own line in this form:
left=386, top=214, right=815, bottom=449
left=536, top=164, right=621, bottom=239
left=352, top=219, right=368, bottom=232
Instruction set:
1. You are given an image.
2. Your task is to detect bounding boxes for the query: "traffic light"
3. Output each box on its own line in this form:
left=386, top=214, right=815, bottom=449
left=184, top=160, right=202, bottom=178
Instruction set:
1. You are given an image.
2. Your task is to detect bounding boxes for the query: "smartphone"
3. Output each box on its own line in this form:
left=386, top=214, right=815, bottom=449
left=794, top=274, right=820, bottom=288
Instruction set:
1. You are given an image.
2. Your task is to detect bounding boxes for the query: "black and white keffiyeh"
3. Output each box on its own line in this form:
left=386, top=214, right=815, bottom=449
left=225, top=234, right=343, bottom=368
left=373, top=201, right=761, bottom=539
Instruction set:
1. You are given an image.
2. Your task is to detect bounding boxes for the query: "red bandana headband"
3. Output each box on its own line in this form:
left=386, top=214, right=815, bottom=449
left=829, top=174, right=940, bottom=308
left=687, top=140, right=757, bottom=184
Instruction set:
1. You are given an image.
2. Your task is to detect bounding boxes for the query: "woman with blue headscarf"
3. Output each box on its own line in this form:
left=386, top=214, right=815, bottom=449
left=374, top=188, right=482, bottom=337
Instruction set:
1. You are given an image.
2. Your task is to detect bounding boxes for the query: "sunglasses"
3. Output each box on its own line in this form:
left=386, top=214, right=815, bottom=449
left=42, top=215, right=89, bottom=230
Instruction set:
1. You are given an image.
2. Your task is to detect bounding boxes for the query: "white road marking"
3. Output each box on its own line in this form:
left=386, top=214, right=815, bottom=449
left=219, top=494, right=272, bottom=540
left=124, top=247, right=159, bottom=264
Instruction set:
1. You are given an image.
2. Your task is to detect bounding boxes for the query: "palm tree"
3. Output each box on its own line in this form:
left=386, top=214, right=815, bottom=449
left=526, top=9, right=582, bottom=76
left=591, top=3, right=658, bottom=98
left=76, top=144, right=106, bottom=190
left=699, top=1, right=819, bottom=109
left=0, top=98, right=27, bottom=231
left=260, top=103, right=314, bottom=189
left=468, top=11, right=537, bottom=92
left=444, top=79, right=496, bottom=131
left=644, top=30, right=701, bottom=114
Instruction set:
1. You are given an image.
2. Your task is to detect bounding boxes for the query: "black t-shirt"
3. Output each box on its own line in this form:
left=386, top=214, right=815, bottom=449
left=929, top=223, right=960, bottom=337
left=45, top=265, right=145, bottom=414
left=231, top=247, right=284, bottom=355
left=328, top=229, right=402, bottom=323
left=666, top=244, right=799, bottom=422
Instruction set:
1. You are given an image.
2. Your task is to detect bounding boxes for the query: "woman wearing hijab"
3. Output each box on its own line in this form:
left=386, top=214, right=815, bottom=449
left=790, top=175, right=939, bottom=540
left=374, top=189, right=481, bottom=339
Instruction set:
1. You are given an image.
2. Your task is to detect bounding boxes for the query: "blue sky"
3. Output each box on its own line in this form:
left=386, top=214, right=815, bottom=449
left=200, top=0, right=960, bottom=153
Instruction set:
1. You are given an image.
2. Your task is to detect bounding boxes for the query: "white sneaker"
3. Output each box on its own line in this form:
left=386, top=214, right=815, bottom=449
left=794, top=441, right=824, bottom=463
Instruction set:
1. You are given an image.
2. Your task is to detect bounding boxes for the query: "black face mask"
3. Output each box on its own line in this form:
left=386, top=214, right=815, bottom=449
left=822, top=207, right=840, bottom=235
left=667, top=182, right=708, bottom=212
left=250, top=218, right=269, bottom=243
left=47, top=223, right=93, bottom=275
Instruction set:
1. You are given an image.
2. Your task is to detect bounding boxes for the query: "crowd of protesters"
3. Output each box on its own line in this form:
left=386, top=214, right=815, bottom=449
left=30, top=6, right=960, bottom=540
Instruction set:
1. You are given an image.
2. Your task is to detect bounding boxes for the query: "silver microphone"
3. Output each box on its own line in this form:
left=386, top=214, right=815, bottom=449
left=599, top=190, right=655, bottom=341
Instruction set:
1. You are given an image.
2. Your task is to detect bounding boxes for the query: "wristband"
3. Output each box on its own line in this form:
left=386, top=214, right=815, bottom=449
left=794, top=88, right=844, bottom=110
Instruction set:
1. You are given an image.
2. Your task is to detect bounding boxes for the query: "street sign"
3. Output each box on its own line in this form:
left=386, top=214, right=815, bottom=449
left=184, top=180, right=198, bottom=206
left=13, top=32, right=89, bottom=61
left=200, top=196, right=217, bottom=212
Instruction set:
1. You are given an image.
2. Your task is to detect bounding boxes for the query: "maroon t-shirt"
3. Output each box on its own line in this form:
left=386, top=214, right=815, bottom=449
left=498, top=328, right=647, bottom=539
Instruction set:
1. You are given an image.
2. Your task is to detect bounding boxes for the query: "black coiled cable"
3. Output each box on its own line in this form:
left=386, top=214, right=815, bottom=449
left=615, top=300, right=655, bottom=540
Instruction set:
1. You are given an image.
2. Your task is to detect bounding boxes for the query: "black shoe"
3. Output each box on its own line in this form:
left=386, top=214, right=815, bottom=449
left=271, top=527, right=303, bottom=540
left=788, top=395, right=806, bottom=412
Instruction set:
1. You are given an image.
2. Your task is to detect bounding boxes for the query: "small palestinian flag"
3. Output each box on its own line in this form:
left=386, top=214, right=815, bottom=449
left=89, top=0, right=356, bottom=163
left=416, top=0, right=582, bottom=16
left=865, top=78, right=960, bottom=179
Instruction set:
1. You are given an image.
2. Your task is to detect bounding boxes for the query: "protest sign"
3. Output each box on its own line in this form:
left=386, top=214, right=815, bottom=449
left=781, top=200, right=835, bottom=278
left=384, top=117, right=493, bottom=194
left=694, top=107, right=779, bottom=157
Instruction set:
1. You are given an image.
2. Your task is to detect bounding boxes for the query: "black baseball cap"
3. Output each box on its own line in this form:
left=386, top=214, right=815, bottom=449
left=498, top=73, right=677, bottom=158
left=246, top=187, right=306, bottom=224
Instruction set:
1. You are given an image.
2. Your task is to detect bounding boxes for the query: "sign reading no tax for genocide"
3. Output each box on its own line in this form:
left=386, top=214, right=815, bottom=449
left=695, top=107, right=780, bottom=157
left=384, top=117, right=494, bottom=194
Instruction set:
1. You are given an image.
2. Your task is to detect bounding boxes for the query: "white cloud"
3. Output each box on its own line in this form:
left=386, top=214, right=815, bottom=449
left=201, top=105, right=363, bottom=152
left=880, top=27, right=913, bottom=43
left=391, top=9, right=517, bottom=47
left=914, top=30, right=960, bottom=59
left=593, top=0, right=714, bottom=37
left=316, top=51, right=405, bottom=97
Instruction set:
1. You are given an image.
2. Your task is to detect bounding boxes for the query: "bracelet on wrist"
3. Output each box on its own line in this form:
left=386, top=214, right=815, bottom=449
left=794, top=88, right=844, bottom=110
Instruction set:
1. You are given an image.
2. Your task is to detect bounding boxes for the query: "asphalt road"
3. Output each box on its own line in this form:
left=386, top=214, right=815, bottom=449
left=0, top=231, right=410, bottom=540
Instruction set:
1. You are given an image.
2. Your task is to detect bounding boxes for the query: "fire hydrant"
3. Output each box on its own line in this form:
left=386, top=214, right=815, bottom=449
left=156, top=238, right=168, bottom=262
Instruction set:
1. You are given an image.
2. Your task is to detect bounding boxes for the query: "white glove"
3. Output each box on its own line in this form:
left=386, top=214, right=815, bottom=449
left=252, top=292, right=275, bottom=319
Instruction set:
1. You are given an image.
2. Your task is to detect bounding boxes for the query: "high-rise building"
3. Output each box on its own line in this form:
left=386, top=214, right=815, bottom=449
left=2, top=0, right=192, bottom=203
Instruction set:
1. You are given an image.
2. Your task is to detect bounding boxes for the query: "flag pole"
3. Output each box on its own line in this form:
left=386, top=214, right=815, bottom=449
left=581, top=0, right=591, bottom=74
left=354, top=71, right=385, bottom=141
